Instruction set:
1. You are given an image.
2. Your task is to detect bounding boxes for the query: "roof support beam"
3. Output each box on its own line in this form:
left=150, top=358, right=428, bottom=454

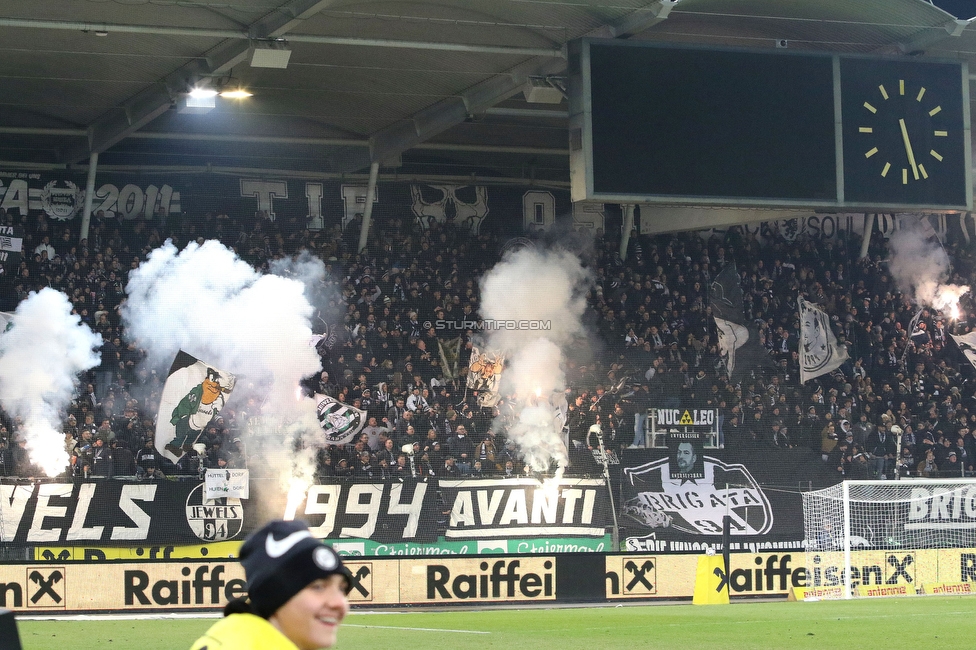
left=609, top=0, right=683, bottom=38
left=896, top=17, right=972, bottom=54
left=58, top=0, right=339, bottom=163
left=365, top=0, right=680, bottom=172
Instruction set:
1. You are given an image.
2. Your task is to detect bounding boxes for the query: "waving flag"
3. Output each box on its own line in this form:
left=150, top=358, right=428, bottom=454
left=156, top=351, right=236, bottom=462
left=710, top=264, right=773, bottom=381
left=799, top=299, right=849, bottom=384
left=466, top=345, right=504, bottom=407
left=315, top=393, right=366, bottom=445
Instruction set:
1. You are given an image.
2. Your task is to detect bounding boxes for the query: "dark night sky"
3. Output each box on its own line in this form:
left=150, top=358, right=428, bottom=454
left=930, top=0, right=976, bottom=20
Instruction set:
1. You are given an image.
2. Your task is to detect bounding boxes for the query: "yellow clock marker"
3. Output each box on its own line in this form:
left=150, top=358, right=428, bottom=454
left=934, top=130, right=947, bottom=137
left=879, top=85, right=889, bottom=100
left=919, top=164, right=928, bottom=179
left=899, top=79, right=905, bottom=95
left=902, top=169, right=908, bottom=184
left=865, top=147, right=879, bottom=158
left=864, top=102, right=877, bottom=113
left=929, top=106, right=941, bottom=116
left=859, top=127, right=873, bottom=133
left=931, top=150, right=943, bottom=161
left=881, top=162, right=891, bottom=177
left=916, top=87, right=926, bottom=102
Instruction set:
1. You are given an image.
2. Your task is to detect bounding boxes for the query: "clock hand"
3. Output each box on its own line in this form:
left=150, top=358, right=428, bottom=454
left=899, top=118, right=920, bottom=181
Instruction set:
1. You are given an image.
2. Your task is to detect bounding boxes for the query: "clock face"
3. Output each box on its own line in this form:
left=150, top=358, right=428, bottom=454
left=858, top=79, right=947, bottom=185
left=840, top=58, right=968, bottom=208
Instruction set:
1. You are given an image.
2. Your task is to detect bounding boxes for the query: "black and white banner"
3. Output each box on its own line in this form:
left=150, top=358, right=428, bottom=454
left=438, top=478, right=611, bottom=539
left=287, top=480, right=437, bottom=543
left=0, top=480, right=244, bottom=545
left=0, top=172, right=181, bottom=221
left=619, top=447, right=837, bottom=552
left=799, top=298, right=848, bottom=384
left=951, top=331, right=976, bottom=371
left=710, top=264, right=774, bottom=381
left=0, top=225, right=24, bottom=266
left=314, top=393, right=366, bottom=445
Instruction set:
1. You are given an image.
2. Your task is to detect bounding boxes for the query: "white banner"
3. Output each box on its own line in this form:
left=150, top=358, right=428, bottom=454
left=799, top=299, right=849, bottom=383
left=204, top=469, right=249, bottom=500
left=951, top=332, right=976, bottom=372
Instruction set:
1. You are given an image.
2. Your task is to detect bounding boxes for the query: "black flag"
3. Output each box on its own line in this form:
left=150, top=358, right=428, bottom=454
left=709, top=264, right=774, bottom=381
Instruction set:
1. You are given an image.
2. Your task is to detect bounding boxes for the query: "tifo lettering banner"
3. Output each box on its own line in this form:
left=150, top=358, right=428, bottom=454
left=6, top=169, right=973, bottom=244
left=0, top=171, right=576, bottom=237
left=7, top=548, right=976, bottom=611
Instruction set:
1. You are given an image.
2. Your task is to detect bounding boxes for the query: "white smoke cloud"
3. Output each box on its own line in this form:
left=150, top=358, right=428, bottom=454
left=0, top=288, right=101, bottom=476
left=122, top=240, right=325, bottom=495
left=888, top=218, right=969, bottom=316
left=478, top=247, right=591, bottom=472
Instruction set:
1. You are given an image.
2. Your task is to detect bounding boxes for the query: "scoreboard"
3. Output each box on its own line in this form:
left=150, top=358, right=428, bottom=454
left=568, top=39, right=972, bottom=212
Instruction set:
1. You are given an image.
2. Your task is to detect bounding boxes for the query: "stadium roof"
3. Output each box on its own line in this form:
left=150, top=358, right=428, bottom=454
left=0, top=0, right=974, bottom=186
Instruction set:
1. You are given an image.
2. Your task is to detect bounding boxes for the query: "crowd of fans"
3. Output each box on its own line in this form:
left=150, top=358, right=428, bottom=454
left=0, top=202, right=974, bottom=484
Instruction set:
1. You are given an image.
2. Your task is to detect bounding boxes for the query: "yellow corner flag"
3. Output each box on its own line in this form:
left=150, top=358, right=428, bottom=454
left=692, top=553, right=730, bottom=605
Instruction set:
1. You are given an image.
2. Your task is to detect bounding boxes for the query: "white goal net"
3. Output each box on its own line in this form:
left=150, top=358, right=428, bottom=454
left=801, top=479, right=976, bottom=598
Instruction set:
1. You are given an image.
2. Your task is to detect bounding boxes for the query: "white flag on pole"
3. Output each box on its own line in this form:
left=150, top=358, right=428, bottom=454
left=799, top=299, right=849, bottom=384
left=951, top=331, right=976, bottom=372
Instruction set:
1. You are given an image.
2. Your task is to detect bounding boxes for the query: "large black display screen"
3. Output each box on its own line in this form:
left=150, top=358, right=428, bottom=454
left=574, top=40, right=971, bottom=212
left=588, top=43, right=837, bottom=201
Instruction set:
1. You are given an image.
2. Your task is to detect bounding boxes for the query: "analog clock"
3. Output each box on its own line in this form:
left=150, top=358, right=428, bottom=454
left=840, top=58, right=969, bottom=208
left=858, top=78, right=947, bottom=185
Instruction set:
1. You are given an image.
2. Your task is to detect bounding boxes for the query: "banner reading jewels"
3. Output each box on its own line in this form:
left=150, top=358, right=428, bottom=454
left=0, top=480, right=245, bottom=545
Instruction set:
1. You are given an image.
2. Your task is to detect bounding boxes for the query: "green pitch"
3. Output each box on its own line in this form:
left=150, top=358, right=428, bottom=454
left=17, top=596, right=976, bottom=650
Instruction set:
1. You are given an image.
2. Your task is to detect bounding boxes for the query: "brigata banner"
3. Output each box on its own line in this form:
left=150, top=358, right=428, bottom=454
left=619, top=447, right=837, bottom=552
left=438, top=478, right=611, bottom=539
left=0, top=479, right=245, bottom=545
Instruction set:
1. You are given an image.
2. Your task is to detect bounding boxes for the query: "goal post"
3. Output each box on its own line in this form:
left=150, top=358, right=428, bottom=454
left=802, top=479, right=976, bottom=599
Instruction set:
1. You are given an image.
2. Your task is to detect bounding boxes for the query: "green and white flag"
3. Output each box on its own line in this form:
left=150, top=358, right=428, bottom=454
left=156, top=350, right=236, bottom=462
left=315, top=393, right=366, bottom=445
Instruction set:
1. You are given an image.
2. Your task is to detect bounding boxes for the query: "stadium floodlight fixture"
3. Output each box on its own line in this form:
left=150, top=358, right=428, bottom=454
left=219, top=88, right=254, bottom=99
left=188, top=87, right=219, bottom=99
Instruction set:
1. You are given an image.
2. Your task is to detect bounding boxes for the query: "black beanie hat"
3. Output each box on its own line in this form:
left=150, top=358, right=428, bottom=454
left=239, top=520, right=351, bottom=619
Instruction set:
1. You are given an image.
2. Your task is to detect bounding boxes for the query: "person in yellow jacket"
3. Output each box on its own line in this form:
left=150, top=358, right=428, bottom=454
left=191, top=519, right=352, bottom=650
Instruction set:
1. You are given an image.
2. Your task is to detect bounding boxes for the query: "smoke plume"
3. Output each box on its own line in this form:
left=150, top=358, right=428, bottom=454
left=478, top=247, right=591, bottom=472
left=0, top=288, right=101, bottom=476
left=122, top=240, right=325, bottom=502
left=888, top=218, right=969, bottom=316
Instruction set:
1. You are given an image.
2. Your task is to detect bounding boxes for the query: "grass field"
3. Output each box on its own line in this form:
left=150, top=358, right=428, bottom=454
left=16, top=596, right=976, bottom=650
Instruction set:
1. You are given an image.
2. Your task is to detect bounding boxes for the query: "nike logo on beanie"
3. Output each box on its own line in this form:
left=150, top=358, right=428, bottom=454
left=265, top=530, right=313, bottom=558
